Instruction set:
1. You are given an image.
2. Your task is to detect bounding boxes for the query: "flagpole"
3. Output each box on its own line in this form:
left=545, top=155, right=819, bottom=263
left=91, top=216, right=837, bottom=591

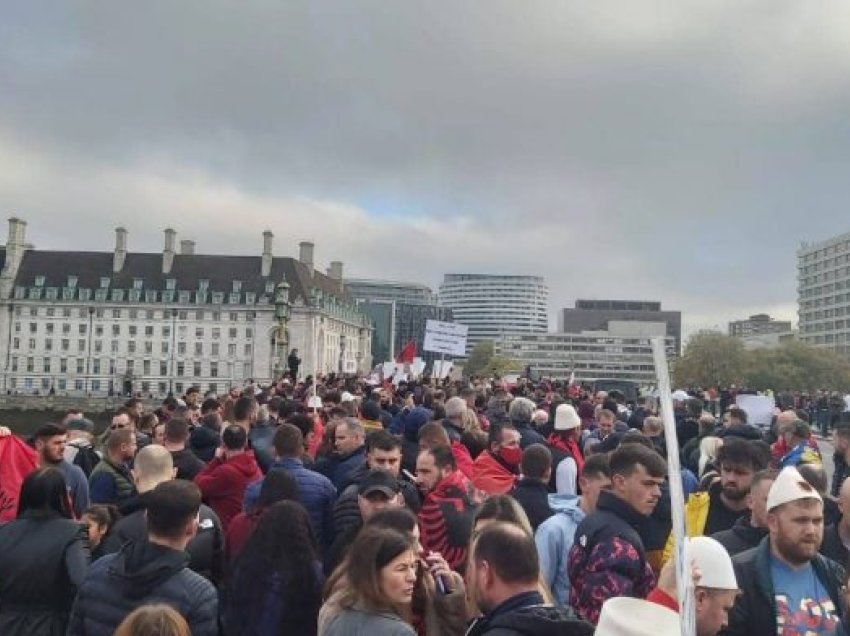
left=651, top=337, right=695, bottom=636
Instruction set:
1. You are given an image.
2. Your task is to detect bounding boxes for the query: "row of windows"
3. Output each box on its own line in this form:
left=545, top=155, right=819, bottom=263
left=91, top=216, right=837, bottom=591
left=800, top=240, right=850, bottom=263
left=11, top=337, right=252, bottom=357
left=34, top=276, right=254, bottom=294
left=9, top=357, right=250, bottom=377
left=16, top=285, right=274, bottom=306
left=13, top=306, right=259, bottom=321
left=9, top=377, right=246, bottom=395
left=15, top=322, right=253, bottom=340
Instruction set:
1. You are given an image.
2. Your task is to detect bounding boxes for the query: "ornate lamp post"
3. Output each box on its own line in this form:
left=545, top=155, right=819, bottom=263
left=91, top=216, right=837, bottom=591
left=273, top=281, right=291, bottom=380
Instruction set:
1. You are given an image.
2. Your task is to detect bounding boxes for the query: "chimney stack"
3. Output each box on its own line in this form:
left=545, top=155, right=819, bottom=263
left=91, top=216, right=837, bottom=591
left=180, top=239, right=195, bottom=256
left=261, top=230, right=273, bottom=277
left=327, top=261, right=343, bottom=280
left=162, top=228, right=177, bottom=274
left=299, top=241, right=314, bottom=276
left=2, top=217, right=27, bottom=279
left=113, top=227, right=128, bottom=273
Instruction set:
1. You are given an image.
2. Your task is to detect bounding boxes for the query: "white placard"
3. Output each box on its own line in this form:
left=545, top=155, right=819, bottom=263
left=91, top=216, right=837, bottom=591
left=381, top=361, right=396, bottom=378
left=423, top=320, right=468, bottom=356
left=735, top=394, right=776, bottom=427
left=432, top=360, right=453, bottom=379
left=410, top=358, right=426, bottom=378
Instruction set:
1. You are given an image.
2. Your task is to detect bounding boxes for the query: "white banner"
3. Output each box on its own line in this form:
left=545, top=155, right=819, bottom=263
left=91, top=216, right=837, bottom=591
left=735, top=394, right=775, bottom=427
left=432, top=360, right=453, bottom=380
left=423, top=320, right=468, bottom=356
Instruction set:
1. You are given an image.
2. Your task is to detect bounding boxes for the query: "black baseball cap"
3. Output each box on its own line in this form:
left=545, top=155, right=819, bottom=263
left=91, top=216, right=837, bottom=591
left=358, top=469, right=401, bottom=499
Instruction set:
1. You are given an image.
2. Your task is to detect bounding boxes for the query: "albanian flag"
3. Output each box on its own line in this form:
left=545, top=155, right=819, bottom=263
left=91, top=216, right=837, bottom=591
left=396, top=340, right=417, bottom=364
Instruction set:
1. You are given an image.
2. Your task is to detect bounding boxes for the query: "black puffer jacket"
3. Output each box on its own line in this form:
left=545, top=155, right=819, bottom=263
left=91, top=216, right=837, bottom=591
left=67, top=540, right=218, bottom=636
left=100, top=492, right=224, bottom=587
left=711, top=515, right=767, bottom=557
left=466, top=592, right=594, bottom=636
left=0, top=511, right=90, bottom=636
left=332, top=463, right=421, bottom=537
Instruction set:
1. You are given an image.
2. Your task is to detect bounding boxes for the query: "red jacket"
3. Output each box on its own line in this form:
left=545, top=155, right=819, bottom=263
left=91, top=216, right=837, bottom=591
left=418, top=470, right=484, bottom=572
left=472, top=451, right=517, bottom=495
left=194, top=452, right=263, bottom=531
left=451, top=441, right=474, bottom=480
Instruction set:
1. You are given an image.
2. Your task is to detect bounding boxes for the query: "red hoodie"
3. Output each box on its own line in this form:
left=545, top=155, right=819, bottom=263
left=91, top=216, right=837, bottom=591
left=194, top=451, right=262, bottom=530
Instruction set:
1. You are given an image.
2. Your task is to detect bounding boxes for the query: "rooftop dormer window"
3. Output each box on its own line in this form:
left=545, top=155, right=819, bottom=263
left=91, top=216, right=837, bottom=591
left=100, top=277, right=110, bottom=289
left=67, top=276, right=77, bottom=288
left=166, top=278, right=176, bottom=291
left=232, top=280, right=242, bottom=293
left=34, top=276, right=45, bottom=287
left=133, top=278, right=143, bottom=290
left=199, top=279, right=209, bottom=292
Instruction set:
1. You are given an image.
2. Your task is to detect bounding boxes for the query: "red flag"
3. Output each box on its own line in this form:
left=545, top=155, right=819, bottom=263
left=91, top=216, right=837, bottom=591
left=0, top=435, right=39, bottom=523
left=396, top=340, right=417, bottom=364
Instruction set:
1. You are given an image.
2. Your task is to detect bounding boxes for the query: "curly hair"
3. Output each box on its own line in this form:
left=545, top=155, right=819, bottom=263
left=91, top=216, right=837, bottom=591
left=224, top=501, right=320, bottom=636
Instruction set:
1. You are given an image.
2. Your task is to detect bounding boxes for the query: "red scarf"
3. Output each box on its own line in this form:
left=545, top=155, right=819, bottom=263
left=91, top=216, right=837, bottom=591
left=546, top=433, right=585, bottom=479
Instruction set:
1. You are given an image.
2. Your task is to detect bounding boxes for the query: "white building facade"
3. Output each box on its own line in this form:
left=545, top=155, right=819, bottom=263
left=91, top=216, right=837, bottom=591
left=798, top=230, right=850, bottom=355
left=0, top=218, right=371, bottom=396
left=438, top=274, right=548, bottom=353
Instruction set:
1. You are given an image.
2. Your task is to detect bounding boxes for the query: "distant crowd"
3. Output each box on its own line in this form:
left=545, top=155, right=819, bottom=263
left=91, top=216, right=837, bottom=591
left=1, top=372, right=850, bottom=635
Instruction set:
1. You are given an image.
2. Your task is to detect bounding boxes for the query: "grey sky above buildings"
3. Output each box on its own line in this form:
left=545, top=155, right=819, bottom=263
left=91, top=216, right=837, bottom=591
left=2, top=2, right=849, bottom=338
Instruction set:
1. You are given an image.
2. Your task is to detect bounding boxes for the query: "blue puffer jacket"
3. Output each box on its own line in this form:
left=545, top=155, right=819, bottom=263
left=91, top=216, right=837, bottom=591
left=66, top=540, right=218, bottom=636
left=315, top=447, right=367, bottom=492
left=243, top=457, right=337, bottom=548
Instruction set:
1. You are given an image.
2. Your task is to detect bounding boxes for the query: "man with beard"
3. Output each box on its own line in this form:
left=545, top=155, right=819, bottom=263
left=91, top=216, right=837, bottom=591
left=712, top=469, right=778, bottom=557
left=33, top=423, right=90, bottom=518
left=725, top=466, right=847, bottom=635
left=663, top=438, right=768, bottom=564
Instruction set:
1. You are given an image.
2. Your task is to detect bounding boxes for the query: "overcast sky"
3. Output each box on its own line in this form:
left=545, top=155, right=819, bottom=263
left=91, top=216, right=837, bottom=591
left=3, top=2, right=850, bottom=338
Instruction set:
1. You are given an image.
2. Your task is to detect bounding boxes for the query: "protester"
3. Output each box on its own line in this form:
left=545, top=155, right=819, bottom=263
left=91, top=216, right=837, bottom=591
left=63, top=417, right=101, bottom=477
left=536, top=453, right=612, bottom=606
left=0, top=426, right=39, bottom=523
left=82, top=504, right=120, bottom=560
left=725, top=466, right=846, bottom=635
left=194, top=424, right=263, bottom=530
left=596, top=597, right=679, bottom=636
left=89, top=428, right=137, bottom=508
left=820, top=475, right=850, bottom=569
left=568, top=443, right=666, bottom=623
left=711, top=468, right=778, bottom=556
left=191, top=401, right=223, bottom=463
left=161, top=418, right=205, bottom=481
left=416, top=444, right=482, bottom=571
left=648, top=536, right=739, bottom=636
left=509, top=444, right=553, bottom=532
left=227, top=468, right=299, bottom=564
left=508, top=397, right=546, bottom=448
left=288, top=348, right=301, bottom=379
left=67, top=480, right=218, bottom=636
left=113, top=605, right=191, bottom=636
left=546, top=403, right=584, bottom=495
left=465, top=522, right=594, bottom=636
left=778, top=420, right=822, bottom=468
left=418, top=422, right=474, bottom=479
left=317, top=417, right=367, bottom=490
left=831, top=422, right=850, bottom=497
left=583, top=409, right=617, bottom=454
left=33, top=422, right=90, bottom=518
left=0, top=467, right=90, bottom=635
left=472, top=422, right=522, bottom=495
left=244, top=423, right=336, bottom=547
left=716, top=407, right=762, bottom=441
left=319, top=526, right=419, bottom=636
left=224, top=501, right=322, bottom=636
left=109, top=407, right=151, bottom=449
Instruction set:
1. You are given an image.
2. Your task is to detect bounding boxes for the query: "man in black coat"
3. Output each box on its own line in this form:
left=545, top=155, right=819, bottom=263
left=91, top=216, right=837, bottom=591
left=510, top=444, right=554, bottom=532
left=725, top=466, right=848, bottom=636
left=466, top=523, right=593, bottom=636
left=711, top=469, right=777, bottom=557
left=101, top=445, right=224, bottom=588
left=67, top=480, right=218, bottom=636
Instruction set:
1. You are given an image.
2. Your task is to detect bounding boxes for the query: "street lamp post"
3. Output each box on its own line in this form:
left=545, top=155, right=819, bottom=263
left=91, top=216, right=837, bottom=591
left=273, top=281, right=290, bottom=381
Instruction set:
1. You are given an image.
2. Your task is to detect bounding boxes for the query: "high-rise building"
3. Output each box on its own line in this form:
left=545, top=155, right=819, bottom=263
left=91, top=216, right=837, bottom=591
left=798, top=230, right=850, bottom=354
left=0, top=218, right=372, bottom=396
left=438, top=274, right=548, bottom=353
left=558, top=299, right=682, bottom=355
left=728, top=314, right=792, bottom=338
left=345, top=279, right=451, bottom=364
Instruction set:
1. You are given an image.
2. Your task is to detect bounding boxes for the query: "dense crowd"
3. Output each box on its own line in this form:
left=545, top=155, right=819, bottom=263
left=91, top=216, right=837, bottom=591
left=1, top=373, right=850, bottom=635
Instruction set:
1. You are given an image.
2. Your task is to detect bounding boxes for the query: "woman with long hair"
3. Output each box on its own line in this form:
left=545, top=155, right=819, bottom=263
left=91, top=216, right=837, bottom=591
left=0, top=467, right=90, bottom=635
left=322, top=508, right=467, bottom=636
left=320, top=525, right=419, bottom=636
left=114, top=604, right=191, bottom=636
left=226, top=468, right=299, bottom=564
left=224, top=500, right=322, bottom=636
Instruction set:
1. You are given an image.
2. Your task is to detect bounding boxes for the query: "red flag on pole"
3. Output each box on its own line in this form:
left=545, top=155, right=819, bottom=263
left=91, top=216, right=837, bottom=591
left=396, top=340, right=417, bottom=364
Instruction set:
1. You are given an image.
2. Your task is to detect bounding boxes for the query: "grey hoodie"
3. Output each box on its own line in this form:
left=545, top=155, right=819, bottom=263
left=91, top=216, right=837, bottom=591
left=534, top=494, right=586, bottom=607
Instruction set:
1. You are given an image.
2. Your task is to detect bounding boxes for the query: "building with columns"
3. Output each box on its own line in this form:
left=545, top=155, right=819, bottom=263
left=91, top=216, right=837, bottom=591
left=0, top=217, right=371, bottom=397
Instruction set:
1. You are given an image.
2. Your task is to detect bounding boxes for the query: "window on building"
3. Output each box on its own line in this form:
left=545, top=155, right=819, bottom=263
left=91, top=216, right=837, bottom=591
left=228, top=343, right=236, bottom=356
left=161, top=342, right=168, bottom=354
left=210, top=362, right=218, bottom=378
left=45, top=338, right=52, bottom=351
left=193, top=361, right=202, bottom=377
left=11, top=357, right=17, bottom=372
left=133, top=278, right=143, bottom=290
left=61, top=339, right=69, bottom=351
left=195, top=327, right=204, bottom=338
left=129, top=325, right=137, bottom=336
left=62, top=323, right=70, bottom=335
left=60, top=358, right=67, bottom=373
left=128, top=341, right=136, bottom=354
left=126, top=360, right=134, bottom=372
left=212, top=311, right=221, bottom=321
left=113, top=309, right=121, bottom=319
left=30, top=307, right=38, bottom=317
left=177, top=362, right=185, bottom=377
left=92, top=359, right=100, bottom=374
left=143, top=360, right=151, bottom=375
left=196, top=310, right=205, bottom=320
left=178, top=342, right=186, bottom=355
left=35, top=276, right=45, bottom=287
left=77, top=339, right=85, bottom=352
left=199, top=279, right=209, bottom=292
left=212, top=328, right=220, bottom=339
left=111, top=289, right=124, bottom=302
left=145, top=341, right=152, bottom=354
left=112, top=324, right=120, bottom=336
left=45, top=323, right=54, bottom=334
left=161, top=325, right=169, bottom=338
left=111, top=340, right=119, bottom=353
left=212, top=292, right=224, bottom=304
left=28, top=323, right=36, bottom=333
left=211, top=343, right=219, bottom=356
left=178, top=326, right=187, bottom=339
left=28, top=338, right=36, bottom=349
left=58, top=378, right=66, bottom=391
left=229, top=293, right=240, bottom=304
left=166, top=279, right=176, bottom=291
left=229, top=312, right=238, bottom=322
left=145, top=325, right=154, bottom=337
left=67, top=276, right=77, bottom=288
left=178, top=310, right=188, bottom=320
left=195, top=342, right=203, bottom=356
left=244, top=344, right=252, bottom=356
left=229, top=328, right=237, bottom=339
left=246, top=328, right=253, bottom=339
left=76, top=359, right=84, bottom=373
left=13, top=337, right=20, bottom=350
left=100, top=277, right=110, bottom=288
left=160, top=361, right=168, bottom=376
left=245, top=292, right=256, bottom=305
left=46, top=307, right=55, bottom=317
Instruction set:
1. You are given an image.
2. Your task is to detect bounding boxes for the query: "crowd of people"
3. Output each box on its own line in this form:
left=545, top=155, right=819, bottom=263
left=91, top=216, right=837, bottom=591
left=0, top=373, right=849, bottom=635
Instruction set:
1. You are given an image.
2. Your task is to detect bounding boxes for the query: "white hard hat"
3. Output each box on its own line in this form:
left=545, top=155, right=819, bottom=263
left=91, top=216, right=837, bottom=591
left=767, top=466, right=822, bottom=512
left=688, top=536, right=738, bottom=590
left=596, top=597, right=680, bottom=636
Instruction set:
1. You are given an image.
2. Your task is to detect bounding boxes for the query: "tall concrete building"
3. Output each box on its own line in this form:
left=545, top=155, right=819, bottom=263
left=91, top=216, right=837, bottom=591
left=345, top=279, right=451, bottom=364
left=0, top=218, right=372, bottom=396
left=728, top=314, right=793, bottom=338
left=558, top=299, right=682, bottom=355
left=438, top=274, right=548, bottom=353
left=798, top=230, right=850, bottom=354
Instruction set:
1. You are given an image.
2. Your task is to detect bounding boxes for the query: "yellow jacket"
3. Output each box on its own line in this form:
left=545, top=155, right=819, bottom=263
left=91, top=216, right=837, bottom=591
left=661, top=491, right=710, bottom=566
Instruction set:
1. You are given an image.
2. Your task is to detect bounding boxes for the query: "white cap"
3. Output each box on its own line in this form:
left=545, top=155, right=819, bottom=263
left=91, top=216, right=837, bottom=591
left=307, top=395, right=323, bottom=409
left=767, top=466, right=823, bottom=511
left=596, top=597, right=680, bottom=636
left=672, top=390, right=689, bottom=401
left=554, top=404, right=580, bottom=431
left=688, top=536, right=738, bottom=590
left=340, top=391, right=355, bottom=403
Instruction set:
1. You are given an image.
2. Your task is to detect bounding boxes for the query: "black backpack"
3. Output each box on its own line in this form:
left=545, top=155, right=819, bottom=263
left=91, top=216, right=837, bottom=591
left=71, top=444, right=101, bottom=477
